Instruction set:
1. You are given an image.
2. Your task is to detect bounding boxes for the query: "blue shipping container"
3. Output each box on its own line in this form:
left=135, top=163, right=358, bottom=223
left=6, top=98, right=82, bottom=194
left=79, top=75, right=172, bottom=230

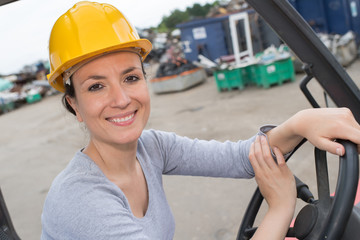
left=289, top=0, right=360, bottom=42
left=289, top=0, right=329, bottom=32
left=177, top=16, right=230, bottom=62
left=346, top=0, right=360, bottom=39
left=177, top=11, right=282, bottom=63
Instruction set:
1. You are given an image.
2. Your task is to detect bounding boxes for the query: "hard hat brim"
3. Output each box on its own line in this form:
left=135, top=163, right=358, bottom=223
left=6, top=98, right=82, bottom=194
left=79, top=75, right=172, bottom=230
left=47, top=38, right=152, bottom=93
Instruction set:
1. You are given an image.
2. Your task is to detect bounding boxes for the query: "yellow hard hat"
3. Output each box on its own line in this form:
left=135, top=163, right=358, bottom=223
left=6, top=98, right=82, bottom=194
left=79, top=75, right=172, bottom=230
left=47, top=1, right=152, bottom=92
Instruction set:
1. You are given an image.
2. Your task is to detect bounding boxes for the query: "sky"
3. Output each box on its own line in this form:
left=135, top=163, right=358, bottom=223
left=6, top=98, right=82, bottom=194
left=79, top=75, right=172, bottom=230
left=0, top=0, right=214, bottom=75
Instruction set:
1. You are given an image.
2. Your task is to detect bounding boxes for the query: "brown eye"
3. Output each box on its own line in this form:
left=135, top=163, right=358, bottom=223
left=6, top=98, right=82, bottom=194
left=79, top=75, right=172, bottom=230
left=88, top=83, right=103, bottom=91
left=125, top=75, right=140, bottom=83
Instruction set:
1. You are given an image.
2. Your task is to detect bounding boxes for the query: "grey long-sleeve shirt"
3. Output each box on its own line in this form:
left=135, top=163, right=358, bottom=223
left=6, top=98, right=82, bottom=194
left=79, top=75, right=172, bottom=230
left=41, top=129, right=256, bottom=240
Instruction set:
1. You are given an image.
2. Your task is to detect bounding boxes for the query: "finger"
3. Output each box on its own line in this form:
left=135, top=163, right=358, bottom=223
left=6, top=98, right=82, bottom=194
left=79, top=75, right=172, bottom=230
left=254, top=135, right=268, bottom=170
left=260, top=135, right=277, bottom=169
left=273, top=147, right=285, bottom=165
left=342, top=124, right=360, bottom=144
left=339, top=108, right=360, bottom=144
left=311, top=137, right=345, bottom=156
left=328, top=140, right=345, bottom=156
left=249, top=142, right=260, bottom=171
left=331, top=123, right=360, bottom=150
left=249, top=141, right=264, bottom=175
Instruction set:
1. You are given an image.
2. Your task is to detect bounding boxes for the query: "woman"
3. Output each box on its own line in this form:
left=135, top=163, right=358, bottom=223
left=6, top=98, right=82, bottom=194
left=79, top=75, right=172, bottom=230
left=41, top=2, right=360, bottom=239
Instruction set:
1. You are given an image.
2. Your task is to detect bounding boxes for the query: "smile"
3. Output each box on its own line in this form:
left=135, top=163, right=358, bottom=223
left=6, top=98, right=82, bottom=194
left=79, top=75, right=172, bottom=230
left=106, top=111, right=136, bottom=125
left=109, top=113, right=134, bottom=123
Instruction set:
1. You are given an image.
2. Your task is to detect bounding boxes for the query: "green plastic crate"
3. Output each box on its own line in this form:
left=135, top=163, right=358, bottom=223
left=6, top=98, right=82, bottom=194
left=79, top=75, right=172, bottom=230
left=252, top=58, right=295, bottom=88
left=26, top=93, right=42, bottom=103
left=214, top=67, right=247, bottom=92
left=243, top=64, right=257, bottom=84
left=0, top=101, right=14, bottom=113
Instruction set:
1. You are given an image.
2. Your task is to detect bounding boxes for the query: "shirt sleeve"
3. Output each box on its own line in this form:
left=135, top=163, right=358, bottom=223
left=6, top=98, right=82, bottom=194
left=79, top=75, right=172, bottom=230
left=141, top=129, right=256, bottom=179
left=258, top=124, right=294, bottom=161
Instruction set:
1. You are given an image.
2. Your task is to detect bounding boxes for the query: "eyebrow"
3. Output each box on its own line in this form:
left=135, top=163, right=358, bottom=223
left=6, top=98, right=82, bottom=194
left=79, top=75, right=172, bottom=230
left=82, top=66, right=142, bottom=82
left=85, top=75, right=106, bottom=80
left=122, top=66, right=142, bottom=75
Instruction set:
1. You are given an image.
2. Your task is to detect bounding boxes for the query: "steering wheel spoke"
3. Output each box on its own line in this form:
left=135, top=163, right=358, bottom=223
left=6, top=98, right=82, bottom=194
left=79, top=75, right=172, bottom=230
left=315, top=148, right=331, bottom=206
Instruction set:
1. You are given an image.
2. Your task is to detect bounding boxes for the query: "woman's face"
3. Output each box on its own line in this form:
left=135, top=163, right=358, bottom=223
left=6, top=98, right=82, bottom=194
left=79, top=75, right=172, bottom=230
left=68, top=51, right=150, bottom=146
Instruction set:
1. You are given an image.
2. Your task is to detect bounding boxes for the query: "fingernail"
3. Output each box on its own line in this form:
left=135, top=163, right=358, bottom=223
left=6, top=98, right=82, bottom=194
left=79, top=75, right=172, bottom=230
left=336, top=148, right=343, bottom=156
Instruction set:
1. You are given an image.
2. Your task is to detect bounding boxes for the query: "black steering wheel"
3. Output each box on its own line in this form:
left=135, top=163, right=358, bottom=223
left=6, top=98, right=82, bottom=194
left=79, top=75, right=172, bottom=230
left=237, top=140, right=359, bottom=240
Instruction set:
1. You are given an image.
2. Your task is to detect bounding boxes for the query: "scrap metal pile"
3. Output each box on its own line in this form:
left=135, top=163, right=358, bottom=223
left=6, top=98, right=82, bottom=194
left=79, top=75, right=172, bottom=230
left=0, top=62, right=57, bottom=115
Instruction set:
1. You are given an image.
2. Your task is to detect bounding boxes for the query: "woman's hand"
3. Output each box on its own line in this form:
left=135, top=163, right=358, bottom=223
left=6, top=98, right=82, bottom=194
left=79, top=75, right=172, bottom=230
left=249, top=135, right=296, bottom=240
left=293, top=108, right=360, bottom=156
left=267, top=108, right=360, bottom=156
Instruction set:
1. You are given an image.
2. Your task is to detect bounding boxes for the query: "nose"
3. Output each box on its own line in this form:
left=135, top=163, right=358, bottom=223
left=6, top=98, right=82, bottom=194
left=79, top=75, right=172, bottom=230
left=109, top=83, right=131, bottom=109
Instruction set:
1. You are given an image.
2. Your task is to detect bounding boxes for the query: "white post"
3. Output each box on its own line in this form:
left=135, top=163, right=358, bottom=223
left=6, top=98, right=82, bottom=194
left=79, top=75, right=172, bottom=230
left=229, top=12, right=253, bottom=67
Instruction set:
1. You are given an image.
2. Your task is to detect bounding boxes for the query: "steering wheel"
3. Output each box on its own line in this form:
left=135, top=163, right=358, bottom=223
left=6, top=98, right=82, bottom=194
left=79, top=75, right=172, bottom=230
left=236, top=140, right=359, bottom=240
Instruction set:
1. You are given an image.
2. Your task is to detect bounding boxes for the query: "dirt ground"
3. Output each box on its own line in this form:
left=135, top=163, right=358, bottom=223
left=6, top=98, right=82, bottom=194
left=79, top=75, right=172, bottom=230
left=1, top=60, right=360, bottom=240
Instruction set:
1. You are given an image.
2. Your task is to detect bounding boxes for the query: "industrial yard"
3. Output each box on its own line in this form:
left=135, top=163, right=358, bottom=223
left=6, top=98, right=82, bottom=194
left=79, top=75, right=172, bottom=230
left=1, top=59, right=359, bottom=239
left=1, top=0, right=360, bottom=239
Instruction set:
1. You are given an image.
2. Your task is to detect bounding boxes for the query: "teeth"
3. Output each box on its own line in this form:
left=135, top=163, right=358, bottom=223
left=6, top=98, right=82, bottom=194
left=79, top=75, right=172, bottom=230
left=109, top=113, right=134, bottom=123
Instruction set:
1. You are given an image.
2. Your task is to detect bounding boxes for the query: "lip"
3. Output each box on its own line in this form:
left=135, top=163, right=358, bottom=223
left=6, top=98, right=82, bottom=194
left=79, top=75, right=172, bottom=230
left=106, top=111, right=137, bottom=126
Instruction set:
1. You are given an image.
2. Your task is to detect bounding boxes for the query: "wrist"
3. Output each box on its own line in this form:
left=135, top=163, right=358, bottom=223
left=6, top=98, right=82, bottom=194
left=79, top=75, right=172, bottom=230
left=268, top=204, right=295, bottom=223
left=253, top=205, right=295, bottom=240
left=291, top=109, right=314, bottom=137
left=286, top=110, right=303, bottom=137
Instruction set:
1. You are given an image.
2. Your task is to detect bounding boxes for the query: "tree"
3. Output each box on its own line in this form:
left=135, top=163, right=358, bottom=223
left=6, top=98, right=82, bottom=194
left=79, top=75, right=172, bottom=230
left=162, top=9, right=189, bottom=30
left=187, top=3, right=206, bottom=17
left=156, top=1, right=220, bottom=32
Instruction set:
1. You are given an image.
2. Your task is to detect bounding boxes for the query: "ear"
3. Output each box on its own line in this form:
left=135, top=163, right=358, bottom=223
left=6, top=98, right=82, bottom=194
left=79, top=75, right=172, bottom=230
left=65, top=96, right=83, bottom=122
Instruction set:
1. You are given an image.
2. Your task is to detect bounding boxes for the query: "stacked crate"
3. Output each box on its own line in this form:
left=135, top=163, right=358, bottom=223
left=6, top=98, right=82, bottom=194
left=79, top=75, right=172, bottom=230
left=214, top=67, right=248, bottom=92
left=246, top=57, right=295, bottom=88
left=214, top=57, right=295, bottom=92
